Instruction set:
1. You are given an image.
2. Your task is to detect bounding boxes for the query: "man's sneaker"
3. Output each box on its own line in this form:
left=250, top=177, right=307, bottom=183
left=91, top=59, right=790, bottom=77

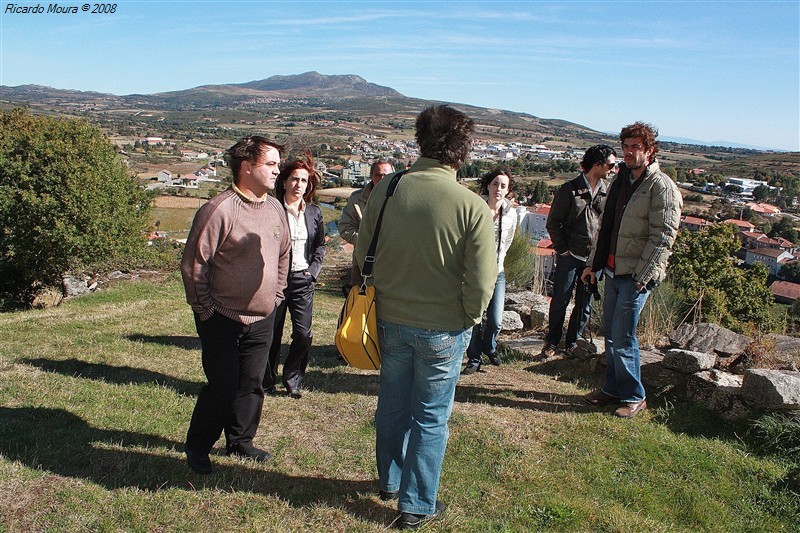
left=614, top=400, right=647, bottom=419
left=461, top=362, right=480, bottom=375
left=394, top=500, right=446, bottom=529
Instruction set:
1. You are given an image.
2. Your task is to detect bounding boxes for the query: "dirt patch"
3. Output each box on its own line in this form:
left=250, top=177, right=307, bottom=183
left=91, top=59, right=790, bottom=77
left=152, top=196, right=207, bottom=208
left=318, top=187, right=359, bottom=199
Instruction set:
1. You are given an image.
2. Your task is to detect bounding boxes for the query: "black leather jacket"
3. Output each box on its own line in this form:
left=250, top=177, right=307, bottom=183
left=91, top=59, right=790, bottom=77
left=546, top=173, right=608, bottom=259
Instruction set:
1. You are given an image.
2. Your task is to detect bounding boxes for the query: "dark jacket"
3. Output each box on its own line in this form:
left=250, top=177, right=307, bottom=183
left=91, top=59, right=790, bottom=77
left=289, top=203, right=326, bottom=281
left=546, top=173, right=608, bottom=259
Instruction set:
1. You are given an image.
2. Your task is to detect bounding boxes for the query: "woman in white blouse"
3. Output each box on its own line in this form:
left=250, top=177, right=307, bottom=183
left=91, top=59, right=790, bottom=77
left=463, top=167, right=517, bottom=375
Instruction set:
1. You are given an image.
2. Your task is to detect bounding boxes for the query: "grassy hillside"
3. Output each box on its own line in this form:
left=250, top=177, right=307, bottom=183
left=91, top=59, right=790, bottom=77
left=0, top=263, right=797, bottom=531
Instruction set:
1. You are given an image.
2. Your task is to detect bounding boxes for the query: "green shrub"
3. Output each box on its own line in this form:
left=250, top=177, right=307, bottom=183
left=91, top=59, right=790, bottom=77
left=504, top=229, right=537, bottom=288
left=0, top=109, right=152, bottom=298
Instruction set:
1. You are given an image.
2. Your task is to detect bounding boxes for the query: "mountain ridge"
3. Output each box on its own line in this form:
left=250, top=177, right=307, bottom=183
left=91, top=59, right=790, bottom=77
left=1, top=72, right=779, bottom=154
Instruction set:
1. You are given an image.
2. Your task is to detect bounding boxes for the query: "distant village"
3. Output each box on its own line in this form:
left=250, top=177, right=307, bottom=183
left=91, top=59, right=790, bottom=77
left=132, top=134, right=800, bottom=308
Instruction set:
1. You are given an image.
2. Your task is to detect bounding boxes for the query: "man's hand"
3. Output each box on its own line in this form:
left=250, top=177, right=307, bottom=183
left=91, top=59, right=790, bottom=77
left=580, top=267, right=596, bottom=285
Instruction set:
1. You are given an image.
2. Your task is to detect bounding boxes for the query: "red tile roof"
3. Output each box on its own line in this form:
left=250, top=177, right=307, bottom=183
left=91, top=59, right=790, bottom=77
left=771, top=280, right=800, bottom=301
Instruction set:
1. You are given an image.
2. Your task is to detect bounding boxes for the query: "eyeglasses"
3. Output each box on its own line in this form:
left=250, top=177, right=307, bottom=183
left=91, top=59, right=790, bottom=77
left=606, top=162, right=618, bottom=169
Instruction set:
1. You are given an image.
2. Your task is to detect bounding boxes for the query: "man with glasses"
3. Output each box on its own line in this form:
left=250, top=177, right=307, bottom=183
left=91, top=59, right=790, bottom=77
left=537, top=144, right=617, bottom=360
left=581, top=123, right=682, bottom=419
left=181, top=136, right=291, bottom=473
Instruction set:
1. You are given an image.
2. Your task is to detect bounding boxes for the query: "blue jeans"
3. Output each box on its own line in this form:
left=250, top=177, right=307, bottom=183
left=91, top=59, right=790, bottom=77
left=546, top=254, right=595, bottom=347
left=601, top=275, right=649, bottom=403
left=375, top=319, right=471, bottom=515
left=466, top=272, right=505, bottom=365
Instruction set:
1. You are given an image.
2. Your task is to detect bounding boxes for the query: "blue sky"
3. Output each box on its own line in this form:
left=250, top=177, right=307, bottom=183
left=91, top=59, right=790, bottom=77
left=1, top=1, right=798, bottom=151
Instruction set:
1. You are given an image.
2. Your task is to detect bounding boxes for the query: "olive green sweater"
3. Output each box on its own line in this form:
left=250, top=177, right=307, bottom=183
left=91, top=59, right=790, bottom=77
left=356, top=158, right=498, bottom=331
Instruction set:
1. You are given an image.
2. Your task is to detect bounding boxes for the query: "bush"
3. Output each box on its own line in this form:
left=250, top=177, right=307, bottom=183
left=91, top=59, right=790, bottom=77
left=0, top=109, right=152, bottom=298
left=668, top=224, right=778, bottom=332
left=504, top=230, right=537, bottom=288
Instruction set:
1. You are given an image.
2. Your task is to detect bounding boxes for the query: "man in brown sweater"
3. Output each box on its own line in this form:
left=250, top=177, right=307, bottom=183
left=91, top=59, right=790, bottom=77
left=181, top=135, right=291, bottom=474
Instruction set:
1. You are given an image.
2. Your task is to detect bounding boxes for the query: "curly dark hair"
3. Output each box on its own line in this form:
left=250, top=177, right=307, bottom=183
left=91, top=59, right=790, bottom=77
left=415, top=105, right=475, bottom=170
left=274, top=151, right=319, bottom=204
left=580, top=144, right=617, bottom=172
left=479, top=166, right=514, bottom=195
left=620, top=121, right=659, bottom=156
left=227, top=135, right=285, bottom=182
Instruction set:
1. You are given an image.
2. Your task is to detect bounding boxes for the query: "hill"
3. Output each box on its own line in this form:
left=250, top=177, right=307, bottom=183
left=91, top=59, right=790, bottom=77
left=0, top=71, right=618, bottom=147
left=1, top=72, right=792, bottom=176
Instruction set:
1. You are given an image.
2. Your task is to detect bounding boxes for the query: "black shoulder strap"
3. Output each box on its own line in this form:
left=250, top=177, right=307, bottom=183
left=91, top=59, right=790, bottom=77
left=361, top=171, right=406, bottom=285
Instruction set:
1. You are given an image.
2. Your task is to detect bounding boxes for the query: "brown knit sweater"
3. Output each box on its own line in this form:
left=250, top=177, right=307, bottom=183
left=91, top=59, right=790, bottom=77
left=181, top=188, right=291, bottom=324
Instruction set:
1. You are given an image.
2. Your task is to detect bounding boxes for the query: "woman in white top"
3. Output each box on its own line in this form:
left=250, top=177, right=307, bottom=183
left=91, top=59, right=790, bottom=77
left=463, top=167, right=517, bottom=375
left=264, top=153, right=326, bottom=398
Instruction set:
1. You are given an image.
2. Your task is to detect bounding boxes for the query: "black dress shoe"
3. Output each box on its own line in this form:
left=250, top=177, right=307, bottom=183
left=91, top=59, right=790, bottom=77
left=227, top=445, right=272, bottom=463
left=379, top=489, right=399, bottom=501
left=283, top=381, right=302, bottom=399
left=186, top=449, right=212, bottom=475
left=488, top=353, right=501, bottom=366
left=264, top=385, right=277, bottom=395
left=394, top=500, right=446, bottom=529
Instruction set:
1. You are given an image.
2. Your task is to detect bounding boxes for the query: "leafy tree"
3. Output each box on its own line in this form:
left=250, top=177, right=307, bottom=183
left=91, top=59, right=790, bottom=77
left=752, top=184, right=771, bottom=201
left=669, top=223, right=777, bottom=332
left=0, top=109, right=151, bottom=298
left=779, top=262, right=800, bottom=283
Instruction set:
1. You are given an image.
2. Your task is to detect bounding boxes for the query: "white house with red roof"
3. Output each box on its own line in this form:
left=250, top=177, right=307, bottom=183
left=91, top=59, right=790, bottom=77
left=680, top=215, right=711, bottom=232
left=745, top=247, right=794, bottom=276
left=746, top=202, right=781, bottom=215
left=520, top=204, right=551, bottom=240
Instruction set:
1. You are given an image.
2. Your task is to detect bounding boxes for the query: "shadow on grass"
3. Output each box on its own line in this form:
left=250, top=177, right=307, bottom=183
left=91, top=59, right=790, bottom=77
left=0, top=406, right=392, bottom=523
left=127, top=334, right=201, bottom=350
left=21, top=357, right=201, bottom=397
left=524, top=356, right=605, bottom=392
left=455, top=383, right=596, bottom=413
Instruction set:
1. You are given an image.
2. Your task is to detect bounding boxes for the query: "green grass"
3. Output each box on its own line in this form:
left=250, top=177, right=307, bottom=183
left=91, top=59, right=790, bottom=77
left=0, top=265, right=797, bottom=531
left=149, top=206, right=198, bottom=234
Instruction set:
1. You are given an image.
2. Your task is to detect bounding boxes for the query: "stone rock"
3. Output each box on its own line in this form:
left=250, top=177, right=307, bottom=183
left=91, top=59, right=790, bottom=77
left=766, top=334, right=800, bottom=354
left=687, top=370, right=750, bottom=419
left=662, top=349, right=717, bottom=374
left=506, top=305, right=534, bottom=329
left=63, top=275, right=90, bottom=298
left=764, top=334, right=800, bottom=370
left=641, top=350, right=688, bottom=397
left=669, top=322, right=752, bottom=357
left=501, top=311, right=524, bottom=331
left=505, top=290, right=551, bottom=330
left=741, top=369, right=800, bottom=411
left=571, top=337, right=604, bottom=360
left=30, top=286, right=63, bottom=309
left=710, top=387, right=752, bottom=420
left=687, top=370, right=743, bottom=403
